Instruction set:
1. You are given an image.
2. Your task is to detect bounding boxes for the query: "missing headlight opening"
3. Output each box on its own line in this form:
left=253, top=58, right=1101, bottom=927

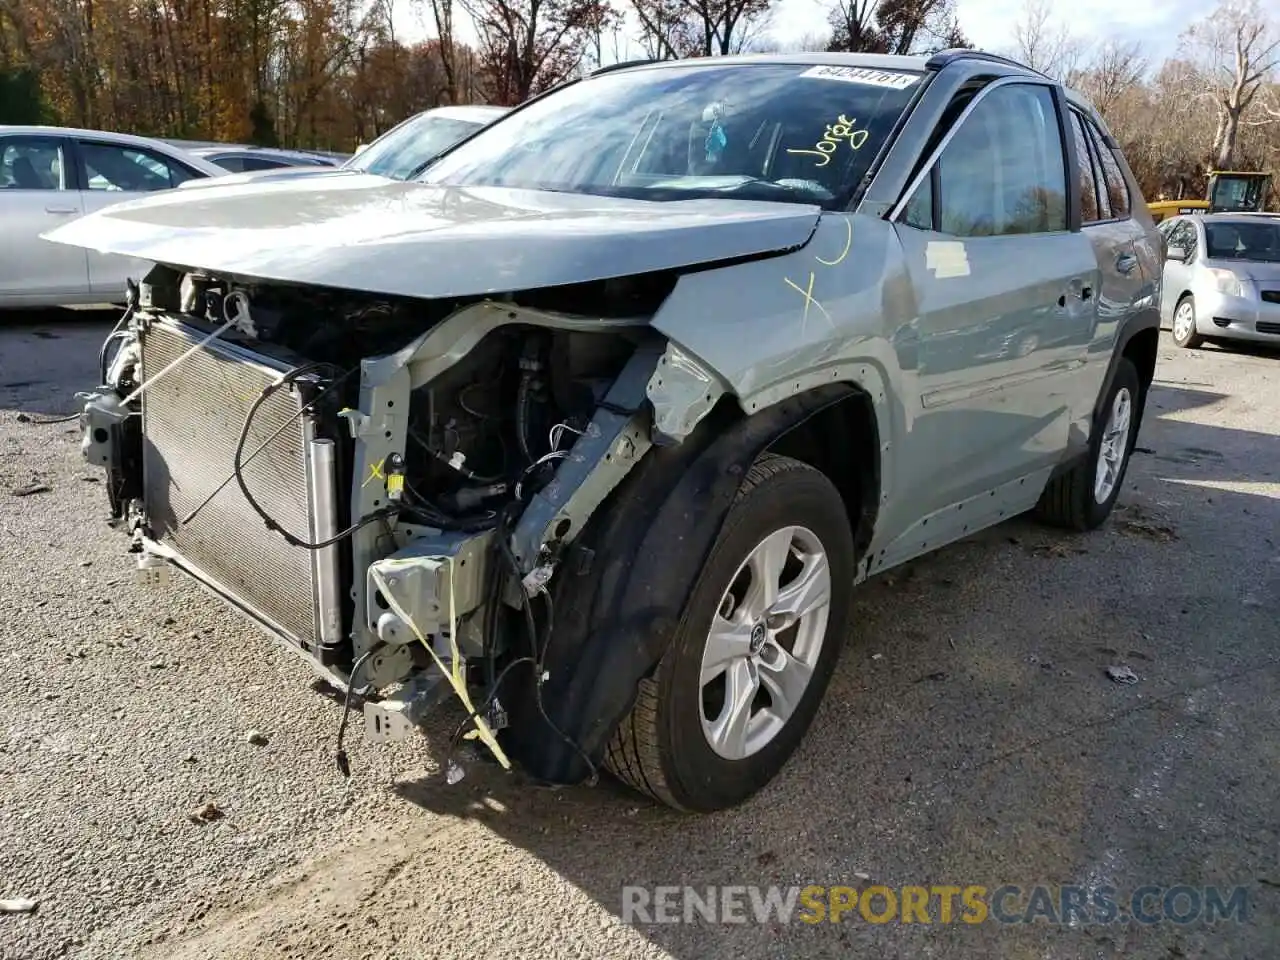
left=81, top=262, right=699, bottom=785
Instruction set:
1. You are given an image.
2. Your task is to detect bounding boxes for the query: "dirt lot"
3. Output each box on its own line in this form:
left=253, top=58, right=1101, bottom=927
left=1, top=310, right=1277, bottom=960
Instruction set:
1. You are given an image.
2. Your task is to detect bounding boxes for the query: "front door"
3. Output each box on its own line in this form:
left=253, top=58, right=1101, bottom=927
left=73, top=138, right=199, bottom=298
left=884, top=79, right=1097, bottom=538
left=0, top=135, right=88, bottom=302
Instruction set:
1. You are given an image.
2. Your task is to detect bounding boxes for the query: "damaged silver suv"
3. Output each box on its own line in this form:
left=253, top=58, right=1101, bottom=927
left=51, top=50, right=1161, bottom=812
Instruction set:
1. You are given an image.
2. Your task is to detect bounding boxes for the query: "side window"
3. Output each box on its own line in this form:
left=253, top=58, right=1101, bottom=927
left=902, top=175, right=934, bottom=230
left=1167, top=220, right=1196, bottom=258
left=1181, top=222, right=1199, bottom=259
left=1068, top=111, right=1102, bottom=223
left=1082, top=119, right=1130, bottom=219
left=240, top=157, right=291, bottom=171
left=0, top=137, right=67, bottom=191
left=212, top=156, right=246, bottom=173
left=933, top=83, right=1068, bottom=237
left=80, top=142, right=190, bottom=192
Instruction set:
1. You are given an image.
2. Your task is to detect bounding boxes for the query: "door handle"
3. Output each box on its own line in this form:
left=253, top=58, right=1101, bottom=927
left=44, top=206, right=78, bottom=214
left=1116, top=252, right=1138, bottom=275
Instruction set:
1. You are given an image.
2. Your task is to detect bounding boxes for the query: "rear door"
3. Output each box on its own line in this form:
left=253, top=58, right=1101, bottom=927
left=71, top=138, right=202, bottom=297
left=886, top=77, right=1097, bottom=527
left=0, top=134, right=89, bottom=301
left=1066, top=108, right=1151, bottom=418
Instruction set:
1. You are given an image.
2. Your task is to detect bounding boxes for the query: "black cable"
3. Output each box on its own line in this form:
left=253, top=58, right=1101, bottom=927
left=406, top=425, right=504, bottom=483
left=19, top=412, right=81, bottom=425
left=233, top=363, right=398, bottom=549
left=182, top=362, right=359, bottom=527
left=516, top=374, right=535, bottom=463
left=494, top=512, right=599, bottom=786
left=402, top=481, right=498, bottom=533
left=334, top=645, right=382, bottom=777
left=28, top=289, right=134, bottom=427
left=440, top=654, right=537, bottom=778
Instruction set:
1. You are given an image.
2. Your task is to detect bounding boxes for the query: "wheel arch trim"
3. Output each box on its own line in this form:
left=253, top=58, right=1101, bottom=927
left=500, top=383, right=869, bottom=784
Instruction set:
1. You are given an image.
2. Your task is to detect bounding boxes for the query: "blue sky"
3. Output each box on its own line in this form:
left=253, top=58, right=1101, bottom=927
left=391, top=0, right=1219, bottom=70
left=765, top=0, right=1217, bottom=63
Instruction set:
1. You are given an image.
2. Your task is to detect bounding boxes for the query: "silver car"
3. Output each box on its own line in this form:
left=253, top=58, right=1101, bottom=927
left=180, top=105, right=511, bottom=189
left=0, top=125, right=227, bottom=309
left=1159, top=213, right=1280, bottom=348
left=186, top=145, right=345, bottom=173
left=50, top=51, right=1160, bottom=812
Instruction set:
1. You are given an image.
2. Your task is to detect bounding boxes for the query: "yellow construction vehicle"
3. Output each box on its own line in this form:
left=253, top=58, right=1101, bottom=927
left=1147, top=170, right=1274, bottom=223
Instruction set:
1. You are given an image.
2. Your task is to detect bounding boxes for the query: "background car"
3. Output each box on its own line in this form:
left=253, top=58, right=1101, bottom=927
left=0, top=125, right=228, bottom=309
left=346, top=104, right=509, bottom=180
left=1159, top=212, right=1280, bottom=348
left=185, top=144, right=348, bottom=173
left=177, top=104, right=510, bottom=189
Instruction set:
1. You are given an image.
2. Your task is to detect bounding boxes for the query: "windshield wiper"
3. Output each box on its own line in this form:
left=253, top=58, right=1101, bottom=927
left=405, top=155, right=443, bottom=181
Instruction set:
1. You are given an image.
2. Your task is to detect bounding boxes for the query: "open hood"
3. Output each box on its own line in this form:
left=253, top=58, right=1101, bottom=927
left=43, top=175, right=821, bottom=299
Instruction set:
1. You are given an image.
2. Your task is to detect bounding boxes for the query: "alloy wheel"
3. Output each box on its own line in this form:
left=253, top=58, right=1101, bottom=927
left=698, top=525, right=832, bottom=761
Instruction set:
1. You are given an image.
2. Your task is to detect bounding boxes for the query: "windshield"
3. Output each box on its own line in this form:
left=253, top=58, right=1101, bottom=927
left=1209, top=175, right=1269, bottom=213
left=1204, top=221, right=1280, bottom=262
left=420, top=63, right=923, bottom=209
left=345, top=114, right=486, bottom=180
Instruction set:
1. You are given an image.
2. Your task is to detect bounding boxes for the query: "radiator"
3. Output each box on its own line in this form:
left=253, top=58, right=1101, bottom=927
left=139, top=317, right=342, bottom=656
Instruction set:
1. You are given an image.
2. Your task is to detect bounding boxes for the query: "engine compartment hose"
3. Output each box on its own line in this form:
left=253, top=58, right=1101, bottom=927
left=369, top=559, right=511, bottom=771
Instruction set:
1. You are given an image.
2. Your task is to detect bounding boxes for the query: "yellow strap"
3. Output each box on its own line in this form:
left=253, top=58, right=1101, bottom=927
left=368, top=560, right=511, bottom=770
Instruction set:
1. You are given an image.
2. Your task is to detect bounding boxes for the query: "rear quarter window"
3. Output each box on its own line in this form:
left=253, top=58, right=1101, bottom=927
left=1081, top=118, right=1130, bottom=219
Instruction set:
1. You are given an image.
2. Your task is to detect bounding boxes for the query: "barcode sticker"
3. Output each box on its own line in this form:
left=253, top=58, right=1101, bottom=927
left=799, top=65, right=920, bottom=90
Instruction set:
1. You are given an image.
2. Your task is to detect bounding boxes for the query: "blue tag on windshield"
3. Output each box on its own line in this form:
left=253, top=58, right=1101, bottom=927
left=706, top=121, right=727, bottom=163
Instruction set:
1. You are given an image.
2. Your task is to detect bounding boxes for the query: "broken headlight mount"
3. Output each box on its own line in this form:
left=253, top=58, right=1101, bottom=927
left=80, top=292, right=144, bottom=523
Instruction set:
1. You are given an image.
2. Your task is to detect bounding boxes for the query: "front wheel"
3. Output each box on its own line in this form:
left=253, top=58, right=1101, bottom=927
left=606, top=454, right=855, bottom=812
left=1171, top=296, right=1204, bottom=349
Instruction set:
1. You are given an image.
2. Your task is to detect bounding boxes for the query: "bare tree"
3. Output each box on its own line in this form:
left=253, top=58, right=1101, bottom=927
left=827, top=0, right=966, bottom=54
left=630, top=0, right=774, bottom=58
left=423, top=0, right=461, bottom=103
left=583, top=5, right=628, bottom=69
left=461, top=0, right=617, bottom=103
left=750, top=29, right=830, bottom=53
left=632, top=0, right=698, bottom=58
left=1182, top=0, right=1280, bottom=168
left=1011, top=0, right=1088, bottom=82
left=1074, top=39, right=1147, bottom=119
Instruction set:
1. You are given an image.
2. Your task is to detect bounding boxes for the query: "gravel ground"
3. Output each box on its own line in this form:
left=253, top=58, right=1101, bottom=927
left=1, top=311, right=1277, bottom=960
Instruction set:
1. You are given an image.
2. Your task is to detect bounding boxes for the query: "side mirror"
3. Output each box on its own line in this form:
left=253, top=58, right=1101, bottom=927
left=1165, top=245, right=1188, bottom=262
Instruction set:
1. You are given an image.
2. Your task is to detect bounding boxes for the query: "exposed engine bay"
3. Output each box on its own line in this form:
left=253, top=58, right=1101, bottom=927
left=80, top=265, right=720, bottom=782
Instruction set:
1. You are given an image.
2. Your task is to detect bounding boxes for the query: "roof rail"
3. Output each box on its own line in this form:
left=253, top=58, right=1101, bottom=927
left=925, top=49, right=1052, bottom=80
left=589, top=58, right=659, bottom=77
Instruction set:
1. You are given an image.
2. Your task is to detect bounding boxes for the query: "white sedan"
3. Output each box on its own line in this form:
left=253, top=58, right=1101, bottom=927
left=0, top=125, right=227, bottom=309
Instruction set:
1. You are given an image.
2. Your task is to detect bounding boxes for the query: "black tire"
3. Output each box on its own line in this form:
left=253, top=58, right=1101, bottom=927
left=1035, top=357, right=1141, bottom=531
left=605, top=453, right=855, bottom=812
left=1171, top=295, right=1204, bottom=349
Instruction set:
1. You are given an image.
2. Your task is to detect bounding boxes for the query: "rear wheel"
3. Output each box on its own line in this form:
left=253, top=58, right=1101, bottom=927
left=1035, top=357, right=1140, bottom=531
left=1171, top=296, right=1204, bottom=349
left=605, top=454, right=854, bottom=812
